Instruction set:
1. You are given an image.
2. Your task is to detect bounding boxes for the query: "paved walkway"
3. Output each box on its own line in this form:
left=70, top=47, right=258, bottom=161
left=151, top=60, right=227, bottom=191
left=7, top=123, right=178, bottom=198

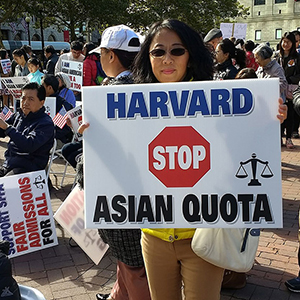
left=3, top=138, right=300, bottom=300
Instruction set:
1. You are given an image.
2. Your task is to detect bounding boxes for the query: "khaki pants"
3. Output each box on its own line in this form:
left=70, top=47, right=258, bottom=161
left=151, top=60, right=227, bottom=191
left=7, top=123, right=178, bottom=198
left=141, top=232, right=224, bottom=300
left=110, top=261, right=151, bottom=300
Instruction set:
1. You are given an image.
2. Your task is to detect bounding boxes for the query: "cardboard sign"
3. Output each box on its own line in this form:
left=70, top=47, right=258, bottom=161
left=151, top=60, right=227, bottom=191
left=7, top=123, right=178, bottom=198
left=82, top=79, right=282, bottom=229
left=54, top=185, right=109, bottom=264
left=0, top=171, right=58, bottom=257
left=61, top=60, right=83, bottom=92
left=234, top=23, right=247, bottom=40
left=67, top=105, right=83, bottom=141
left=1, top=77, right=29, bottom=99
left=220, top=23, right=234, bottom=39
left=0, top=59, right=12, bottom=75
left=44, top=97, right=56, bottom=119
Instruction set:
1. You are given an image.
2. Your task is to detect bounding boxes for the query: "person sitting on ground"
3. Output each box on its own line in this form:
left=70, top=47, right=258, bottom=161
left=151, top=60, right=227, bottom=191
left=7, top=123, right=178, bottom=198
left=27, top=57, right=44, bottom=85
left=55, top=72, right=76, bottom=107
left=0, top=82, right=54, bottom=176
left=41, top=74, right=73, bottom=144
left=44, top=45, right=59, bottom=75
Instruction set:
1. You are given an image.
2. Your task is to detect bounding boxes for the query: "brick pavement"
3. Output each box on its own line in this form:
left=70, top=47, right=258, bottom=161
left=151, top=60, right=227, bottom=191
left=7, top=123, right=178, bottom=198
left=2, top=137, right=300, bottom=300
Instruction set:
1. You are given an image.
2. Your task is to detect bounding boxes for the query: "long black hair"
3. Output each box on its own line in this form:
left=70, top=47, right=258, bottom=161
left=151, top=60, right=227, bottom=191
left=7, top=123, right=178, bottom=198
left=279, top=31, right=298, bottom=58
left=12, top=48, right=29, bottom=62
left=132, top=19, right=213, bottom=83
left=218, top=39, right=246, bottom=69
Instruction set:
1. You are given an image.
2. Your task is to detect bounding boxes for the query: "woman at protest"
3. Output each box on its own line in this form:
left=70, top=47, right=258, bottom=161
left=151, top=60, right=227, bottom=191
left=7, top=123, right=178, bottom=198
left=27, top=58, right=44, bottom=85
left=82, top=42, right=104, bottom=86
left=130, top=19, right=224, bottom=300
left=79, top=20, right=287, bottom=300
left=132, top=19, right=286, bottom=300
left=12, top=48, right=29, bottom=77
left=214, top=38, right=246, bottom=80
left=0, top=49, right=11, bottom=107
left=56, top=72, right=76, bottom=107
left=277, top=32, right=300, bottom=149
left=73, top=25, right=151, bottom=300
left=244, top=40, right=259, bottom=71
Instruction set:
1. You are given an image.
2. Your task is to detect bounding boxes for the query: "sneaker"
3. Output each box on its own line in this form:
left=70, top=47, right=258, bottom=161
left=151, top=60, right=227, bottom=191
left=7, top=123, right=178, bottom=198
left=285, top=277, right=300, bottom=292
left=286, top=138, right=295, bottom=149
left=292, top=132, right=300, bottom=138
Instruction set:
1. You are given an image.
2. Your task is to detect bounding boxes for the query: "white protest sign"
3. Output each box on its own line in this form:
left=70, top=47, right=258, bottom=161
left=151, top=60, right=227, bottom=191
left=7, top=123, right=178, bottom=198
left=82, top=79, right=282, bottom=229
left=0, top=170, right=58, bottom=257
left=61, top=60, right=83, bottom=92
left=44, top=97, right=56, bottom=119
left=54, top=185, right=108, bottom=264
left=1, top=77, right=29, bottom=99
left=67, top=105, right=83, bottom=141
left=220, top=23, right=234, bottom=39
left=234, top=23, right=247, bottom=40
left=0, top=59, right=12, bottom=75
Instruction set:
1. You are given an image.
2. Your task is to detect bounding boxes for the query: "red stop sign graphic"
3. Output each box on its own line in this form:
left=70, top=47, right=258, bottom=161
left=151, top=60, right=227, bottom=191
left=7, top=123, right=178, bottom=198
left=148, top=126, right=210, bottom=187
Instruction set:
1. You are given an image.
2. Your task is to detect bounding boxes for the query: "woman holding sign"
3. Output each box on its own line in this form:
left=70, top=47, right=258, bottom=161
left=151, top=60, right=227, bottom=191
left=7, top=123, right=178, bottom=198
left=131, top=19, right=287, bottom=300
left=79, top=20, right=287, bottom=300
left=132, top=19, right=225, bottom=300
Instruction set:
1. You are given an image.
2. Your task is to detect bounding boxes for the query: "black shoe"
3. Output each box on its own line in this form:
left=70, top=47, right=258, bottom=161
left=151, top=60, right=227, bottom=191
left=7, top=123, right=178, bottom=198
left=96, top=294, right=110, bottom=300
left=285, top=277, right=300, bottom=292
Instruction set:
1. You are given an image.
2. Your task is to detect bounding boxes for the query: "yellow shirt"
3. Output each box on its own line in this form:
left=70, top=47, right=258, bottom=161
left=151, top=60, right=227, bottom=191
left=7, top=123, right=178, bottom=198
left=142, top=228, right=195, bottom=242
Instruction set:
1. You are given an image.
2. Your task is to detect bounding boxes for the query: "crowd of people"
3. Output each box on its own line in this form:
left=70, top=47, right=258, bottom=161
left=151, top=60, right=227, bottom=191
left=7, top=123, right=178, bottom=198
left=0, top=19, right=298, bottom=299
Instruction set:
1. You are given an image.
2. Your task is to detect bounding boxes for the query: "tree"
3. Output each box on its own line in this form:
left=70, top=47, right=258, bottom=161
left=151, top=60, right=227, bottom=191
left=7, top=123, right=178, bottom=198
left=0, top=0, right=29, bottom=47
left=126, top=0, right=249, bottom=35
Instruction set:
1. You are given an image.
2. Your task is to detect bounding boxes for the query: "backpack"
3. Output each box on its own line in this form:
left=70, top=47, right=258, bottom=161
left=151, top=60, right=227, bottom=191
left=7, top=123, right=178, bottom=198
left=0, top=241, right=21, bottom=300
left=95, top=61, right=106, bottom=85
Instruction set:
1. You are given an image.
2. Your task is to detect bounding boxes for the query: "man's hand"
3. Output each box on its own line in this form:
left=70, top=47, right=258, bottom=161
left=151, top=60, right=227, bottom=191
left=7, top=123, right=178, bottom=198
left=0, top=119, right=8, bottom=130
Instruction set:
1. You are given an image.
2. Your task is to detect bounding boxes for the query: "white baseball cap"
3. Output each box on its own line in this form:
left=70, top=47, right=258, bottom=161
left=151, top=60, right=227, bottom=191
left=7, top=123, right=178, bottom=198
left=91, top=25, right=141, bottom=53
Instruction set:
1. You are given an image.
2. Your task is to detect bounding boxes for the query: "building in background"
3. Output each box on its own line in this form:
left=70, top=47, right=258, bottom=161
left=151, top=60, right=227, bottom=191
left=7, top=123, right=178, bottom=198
left=236, top=0, right=300, bottom=48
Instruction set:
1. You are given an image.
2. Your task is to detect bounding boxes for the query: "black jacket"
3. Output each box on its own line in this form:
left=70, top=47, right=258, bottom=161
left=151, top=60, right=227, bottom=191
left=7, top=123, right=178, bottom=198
left=214, top=59, right=238, bottom=80
left=52, top=92, right=73, bottom=143
left=45, top=53, right=59, bottom=75
left=0, top=106, right=55, bottom=172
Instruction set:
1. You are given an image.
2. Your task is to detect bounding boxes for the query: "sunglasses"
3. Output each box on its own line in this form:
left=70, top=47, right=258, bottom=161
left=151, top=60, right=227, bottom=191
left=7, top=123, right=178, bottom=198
left=149, top=48, right=187, bottom=58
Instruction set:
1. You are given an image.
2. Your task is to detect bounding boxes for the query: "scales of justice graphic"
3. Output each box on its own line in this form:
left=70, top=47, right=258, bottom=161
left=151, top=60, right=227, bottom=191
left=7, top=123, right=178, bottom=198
left=235, top=153, right=273, bottom=186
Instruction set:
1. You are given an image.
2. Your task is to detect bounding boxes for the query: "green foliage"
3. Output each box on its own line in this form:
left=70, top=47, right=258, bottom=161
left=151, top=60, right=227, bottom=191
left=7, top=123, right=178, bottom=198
left=1, top=0, right=249, bottom=42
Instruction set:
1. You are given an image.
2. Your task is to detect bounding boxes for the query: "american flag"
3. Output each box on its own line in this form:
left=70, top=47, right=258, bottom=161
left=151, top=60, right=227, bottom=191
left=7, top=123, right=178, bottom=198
left=0, top=106, right=13, bottom=121
left=52, top=106, right=68, bottom=129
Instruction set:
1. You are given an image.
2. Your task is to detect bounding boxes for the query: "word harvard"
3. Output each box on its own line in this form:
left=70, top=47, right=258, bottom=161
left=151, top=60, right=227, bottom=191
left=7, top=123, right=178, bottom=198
left=107, top=88, right=253, bottom=119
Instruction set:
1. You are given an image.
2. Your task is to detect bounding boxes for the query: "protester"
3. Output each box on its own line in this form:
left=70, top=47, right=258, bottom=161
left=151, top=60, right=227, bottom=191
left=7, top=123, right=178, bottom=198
left=82, top=42, right=100, bottom=86
left=44, top=45, right=59, bottom=74
left=244, top=40, right=259, bottom=71
left=286, top=86, right=300, bottom=292
left=55, top=41, right=84, bottom=102
left=42, top=74, right=73, bottom=144
left=55, top=41, right=84, bottom=74
left=277, top=32, right=300, bottom=149
left=0, top=49, right=10, bottom=107
left=214, top=38, right=246, bottom=80
left=292, top=30, right=300, bottom=53
left=204, top=28, right=223, bottom=50
left=0, top=82, right=54, bottom=176
left=56, top=72, right=76, bottom=107
left=132, top=19, right=286, bottom=300
left=12, top=48, right=29, bottom=77
left=254, top=43, right=287, bottom=101
left=27, top=57, right=44, bottom=84
left=76, top=24, right=151, bottom=300
left=21, top=45, right=36, bottom=58
left=78, top=19, right=287, bottom=300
